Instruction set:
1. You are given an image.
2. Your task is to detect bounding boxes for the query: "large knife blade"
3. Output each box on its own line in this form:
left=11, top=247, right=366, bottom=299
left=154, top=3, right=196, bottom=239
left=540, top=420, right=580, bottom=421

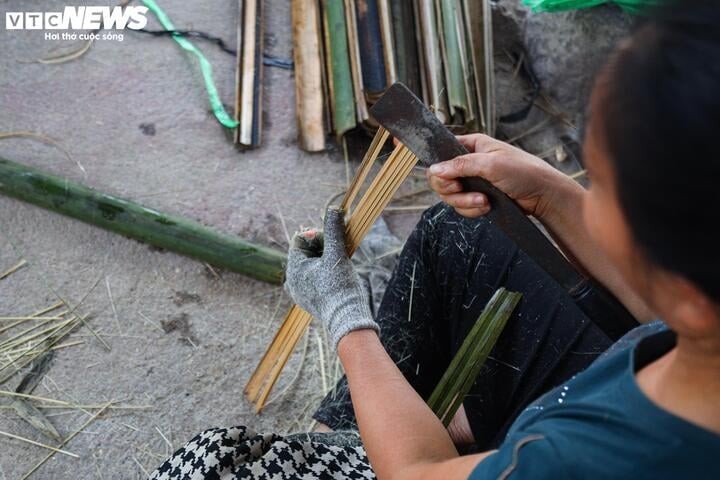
left=370, top=82, right=638, bottom=340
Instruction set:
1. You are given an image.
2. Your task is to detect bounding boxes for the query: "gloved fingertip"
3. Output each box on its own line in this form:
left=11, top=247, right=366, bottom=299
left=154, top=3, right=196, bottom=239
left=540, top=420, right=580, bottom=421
left=323, top=207, right=347, bottom=246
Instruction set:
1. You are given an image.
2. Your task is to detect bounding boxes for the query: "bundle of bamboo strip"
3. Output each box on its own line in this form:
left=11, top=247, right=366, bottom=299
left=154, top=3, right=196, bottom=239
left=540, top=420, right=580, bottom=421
left=245, top=127, right=418, bottom=411
left=428, top=288, right=522, bottom=425
left=234, top=0, right=264, bottom=148
left=294, top=0, right=495, bottom=146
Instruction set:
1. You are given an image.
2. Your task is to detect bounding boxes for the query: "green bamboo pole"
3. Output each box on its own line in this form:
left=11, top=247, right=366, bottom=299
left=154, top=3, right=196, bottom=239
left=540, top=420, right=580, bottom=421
left=0, top=158, right=286, bottom=284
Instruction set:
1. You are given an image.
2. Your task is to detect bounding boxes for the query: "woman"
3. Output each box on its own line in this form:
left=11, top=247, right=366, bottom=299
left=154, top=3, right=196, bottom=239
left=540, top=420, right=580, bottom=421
left=151, top=1, right=720, bottom=478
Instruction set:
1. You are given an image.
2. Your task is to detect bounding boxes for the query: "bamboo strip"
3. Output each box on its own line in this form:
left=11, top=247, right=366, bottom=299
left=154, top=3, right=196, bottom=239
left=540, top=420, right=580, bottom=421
left=377, top=0, right=397, bottom=85
left=322, top=0, right=357, bottom=139
left=416, top=0, right=449, bottom=123
left=438, top=0, right=469, bottom=122
left=391, top=0, right=421, bottom=95
left=246, top=131, right=417, bottom=411
left=344, top=0, right=370, bottom=122
left=292, top=0, right=326, bottom=152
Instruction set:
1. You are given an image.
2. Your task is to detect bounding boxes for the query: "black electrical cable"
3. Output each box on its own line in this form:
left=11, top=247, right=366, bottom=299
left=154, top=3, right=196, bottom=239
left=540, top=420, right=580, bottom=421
left=134, top=28, right=294, bottom=70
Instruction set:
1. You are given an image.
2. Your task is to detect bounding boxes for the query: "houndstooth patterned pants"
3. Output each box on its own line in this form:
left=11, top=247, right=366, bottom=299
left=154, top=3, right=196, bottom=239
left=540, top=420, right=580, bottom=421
left=149, top=426, right=375, bottom=480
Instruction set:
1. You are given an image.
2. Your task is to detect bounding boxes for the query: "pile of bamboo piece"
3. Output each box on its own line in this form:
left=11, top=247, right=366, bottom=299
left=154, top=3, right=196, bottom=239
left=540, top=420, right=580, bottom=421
left=246, top=127, right=419, bottom=411
left=291, top=0, right=495, bottom=152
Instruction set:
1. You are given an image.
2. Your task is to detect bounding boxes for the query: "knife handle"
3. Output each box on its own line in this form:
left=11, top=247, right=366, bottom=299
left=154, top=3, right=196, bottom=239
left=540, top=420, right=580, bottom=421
left=569, top=278, right=639, bottom=341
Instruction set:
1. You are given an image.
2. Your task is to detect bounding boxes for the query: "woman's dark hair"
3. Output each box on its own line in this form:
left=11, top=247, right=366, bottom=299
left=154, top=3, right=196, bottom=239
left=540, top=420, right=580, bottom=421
left=595, top=0, right=720, bottom=302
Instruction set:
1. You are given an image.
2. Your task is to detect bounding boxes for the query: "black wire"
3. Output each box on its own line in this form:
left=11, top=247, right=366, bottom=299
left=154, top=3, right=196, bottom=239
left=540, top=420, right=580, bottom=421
left=135, top=28, right=294, bottom=70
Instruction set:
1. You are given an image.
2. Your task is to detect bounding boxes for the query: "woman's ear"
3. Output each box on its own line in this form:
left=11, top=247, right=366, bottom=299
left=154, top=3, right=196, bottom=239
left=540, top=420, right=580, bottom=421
left=658, top=273, right=720, bottom=336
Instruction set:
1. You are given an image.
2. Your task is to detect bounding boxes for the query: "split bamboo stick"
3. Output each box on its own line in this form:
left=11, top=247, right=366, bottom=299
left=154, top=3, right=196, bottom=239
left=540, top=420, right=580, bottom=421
left=292, top=0, right=326, bottom=152
left=0, top=158, right=286, bottom=284
left=246, top=132, right=419, bottom=412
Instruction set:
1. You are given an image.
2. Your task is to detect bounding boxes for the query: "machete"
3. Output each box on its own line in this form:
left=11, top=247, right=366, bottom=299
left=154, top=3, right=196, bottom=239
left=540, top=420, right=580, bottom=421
left=370, top=82, right=638, bottom=341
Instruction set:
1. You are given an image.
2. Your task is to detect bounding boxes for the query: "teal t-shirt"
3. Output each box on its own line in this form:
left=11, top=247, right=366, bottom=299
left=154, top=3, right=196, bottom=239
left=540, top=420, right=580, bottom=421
left=469, top=321, right=720, bottom=479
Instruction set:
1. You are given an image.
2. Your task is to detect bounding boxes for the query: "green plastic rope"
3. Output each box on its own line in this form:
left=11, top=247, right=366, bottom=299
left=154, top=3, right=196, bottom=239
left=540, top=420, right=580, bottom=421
left=142, top=0, right=239, bottom=128
left=523, top=0, right=665, bottom=14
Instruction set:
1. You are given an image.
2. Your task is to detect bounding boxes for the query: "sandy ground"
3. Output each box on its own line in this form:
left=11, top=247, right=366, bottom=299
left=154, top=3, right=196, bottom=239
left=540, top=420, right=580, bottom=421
left=0, top=1, right=429, bottom=478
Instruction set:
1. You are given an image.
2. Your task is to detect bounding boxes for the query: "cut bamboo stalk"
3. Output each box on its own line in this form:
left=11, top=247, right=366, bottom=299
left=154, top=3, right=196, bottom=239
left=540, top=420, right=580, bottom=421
left=246, top=132, right=420, bottom=412
left=234, top=0, right=264, bottom=148
left=344, top=0, right=370, bottom=122
left=0, top=158, right=286, bottom=284
left=321, top=0, right=357, bottom=139
left=292, top=0, right=326, bottom=152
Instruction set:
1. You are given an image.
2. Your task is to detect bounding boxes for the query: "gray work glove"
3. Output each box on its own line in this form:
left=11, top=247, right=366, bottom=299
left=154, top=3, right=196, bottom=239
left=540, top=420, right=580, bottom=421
left=284, top=208, right=379, bottom=349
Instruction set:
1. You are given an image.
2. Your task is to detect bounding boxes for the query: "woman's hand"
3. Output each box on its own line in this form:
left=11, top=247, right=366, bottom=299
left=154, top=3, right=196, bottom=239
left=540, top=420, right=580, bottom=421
left=284, top=208, right=379, bottom=350
left=426, top=134, right=569, bottom=219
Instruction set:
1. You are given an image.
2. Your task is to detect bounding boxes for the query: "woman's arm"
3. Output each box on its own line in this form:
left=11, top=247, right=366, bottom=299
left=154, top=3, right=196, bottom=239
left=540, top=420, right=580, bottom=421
left=427, top=134, right=652, bottom=322
left=338, top=329, right=494, bottom=480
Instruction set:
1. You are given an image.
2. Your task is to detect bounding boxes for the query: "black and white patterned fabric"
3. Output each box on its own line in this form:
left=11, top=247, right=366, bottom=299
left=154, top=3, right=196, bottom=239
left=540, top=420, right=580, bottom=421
left=150, top=425, right=376, bottom=479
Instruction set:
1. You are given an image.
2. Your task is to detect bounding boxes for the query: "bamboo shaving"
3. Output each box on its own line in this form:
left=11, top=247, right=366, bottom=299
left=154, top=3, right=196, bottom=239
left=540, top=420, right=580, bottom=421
left=0, top=259, right=27, bottom=280
left=0, top=429, right=78, bottom=458
left=246, top=130, right=418, bottom=411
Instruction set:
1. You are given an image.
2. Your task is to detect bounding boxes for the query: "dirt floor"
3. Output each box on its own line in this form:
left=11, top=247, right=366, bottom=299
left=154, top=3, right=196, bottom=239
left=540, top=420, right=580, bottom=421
left=0, top=1, right=429, bottom=478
